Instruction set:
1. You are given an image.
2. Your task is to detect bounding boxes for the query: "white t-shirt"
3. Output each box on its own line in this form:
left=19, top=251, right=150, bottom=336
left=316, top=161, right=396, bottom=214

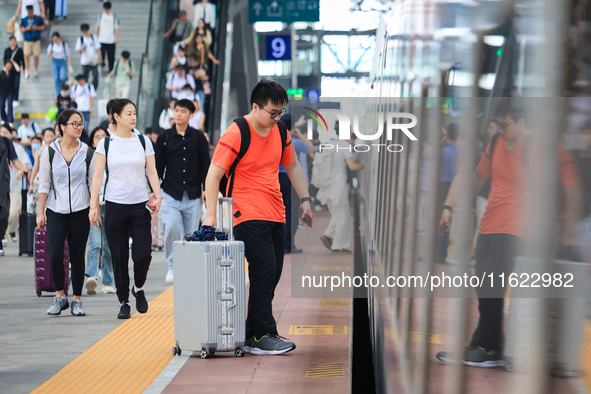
left=188, top=110, right=204, bottom=130
left=75, top=35, right=101, bottom=66
left=96, top=133, right=154, bottom=204
left=19, top=0, right=42, bottom=18
left=47, top=41, right=70, bottom=60
left=70, top=83, right=96, bottom=112
left=96, top=12, right=120, bottom=44
left=17, top=122, right=40, bottom=140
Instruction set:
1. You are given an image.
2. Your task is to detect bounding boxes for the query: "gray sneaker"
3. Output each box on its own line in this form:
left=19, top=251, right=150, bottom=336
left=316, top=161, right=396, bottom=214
left=47, top=296, right=69, bottom=315
left=244, top=337, right=254, bottom=353
left=70, top=299, right=86, bottom=316
left=249, top=334, right=296, bottom=355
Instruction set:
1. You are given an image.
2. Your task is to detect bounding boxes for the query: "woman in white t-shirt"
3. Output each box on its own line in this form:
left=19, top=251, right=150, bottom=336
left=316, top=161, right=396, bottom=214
left=89, top=99, right=162, bottom=320
left=47, top=32, right=72, bottom=97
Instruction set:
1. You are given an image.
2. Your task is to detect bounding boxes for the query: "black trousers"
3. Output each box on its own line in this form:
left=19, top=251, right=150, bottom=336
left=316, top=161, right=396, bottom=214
left=279, top=172, right=298, bottom=251
left=436, top=180, right=452, bottom=262
left=82, top=65, right=99, bottom=90
left=100, top=43, right=116, bottom=72
left=234, top=220, right=286, bottom=339
left=44, top=0, right=55, bottom=20
left=0, top=216, right=7, bottom=247
left=46, top=208, right=90, bottom=296
left=470, top=233, right=526, bottom=352
left=104, top=201, right=152, bottom=303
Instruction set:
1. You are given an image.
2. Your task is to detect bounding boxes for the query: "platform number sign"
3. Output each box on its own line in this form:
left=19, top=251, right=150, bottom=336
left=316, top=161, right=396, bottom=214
left=265, top=35, right=291, bottom=60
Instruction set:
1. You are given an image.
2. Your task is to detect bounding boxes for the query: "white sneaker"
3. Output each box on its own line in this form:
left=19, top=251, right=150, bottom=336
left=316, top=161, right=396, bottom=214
left=24, top=71, right=29, bottom=79
left=13, top=101, right=19, bottom=107
left=85, top=277, right=97, bottom=295
left=102, top=285, right=116, bottom=294
left=166, top=269, right=174, bottom=283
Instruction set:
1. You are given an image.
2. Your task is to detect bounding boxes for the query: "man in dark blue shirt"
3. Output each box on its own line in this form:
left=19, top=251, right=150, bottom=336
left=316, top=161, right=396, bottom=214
left=21, top=5, right=45, bottom=79
left=155, top=99, right=211, bottom=283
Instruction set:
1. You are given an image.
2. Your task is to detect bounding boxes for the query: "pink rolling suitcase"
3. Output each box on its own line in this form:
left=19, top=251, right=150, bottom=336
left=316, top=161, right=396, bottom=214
left=34, top=227, right=70, bottom=297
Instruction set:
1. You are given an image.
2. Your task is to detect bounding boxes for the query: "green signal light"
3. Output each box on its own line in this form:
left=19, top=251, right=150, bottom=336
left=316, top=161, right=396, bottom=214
left=287, top=88, right=304, bottom=96
left=496, top=48, right=502, bottom=57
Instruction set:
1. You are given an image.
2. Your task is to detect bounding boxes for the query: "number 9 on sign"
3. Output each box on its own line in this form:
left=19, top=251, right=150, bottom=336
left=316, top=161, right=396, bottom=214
left=271, top=37, right=286, bottom=58
left=265, top=35, right=291, bottom=60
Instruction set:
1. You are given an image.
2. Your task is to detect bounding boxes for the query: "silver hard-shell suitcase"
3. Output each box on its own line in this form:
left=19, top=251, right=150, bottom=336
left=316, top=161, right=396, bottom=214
left=172, top=197, right=246, bottom=358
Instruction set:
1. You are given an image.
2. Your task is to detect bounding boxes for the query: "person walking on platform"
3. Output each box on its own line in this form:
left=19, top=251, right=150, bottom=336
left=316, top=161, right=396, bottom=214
left=94, top=1, right=119, bottom=73
left=37, top=110, right=95, bottom=316
left=84, top=127, right=115, bottom=295
left=3, top=37, right=24, bottom=108
left=155, top=99, right=210, bottom=283
left=202, top=79, right=312, bottom=355
left=0, top=62, right=15, bottom=124
left=2, top=128, right=30, bottom=243
left=76, top=24, right=102, bottom=90
left=0, top=124, right=28, bottom=255
left=278, top=113, right=311, bottom=254
left=47, top=32, right=72, bottom=97
left=20, top=5, right=45, bottom=79
left=89, top=99, right=162, bottom=319
left=436, top=99, right=582, bottom=367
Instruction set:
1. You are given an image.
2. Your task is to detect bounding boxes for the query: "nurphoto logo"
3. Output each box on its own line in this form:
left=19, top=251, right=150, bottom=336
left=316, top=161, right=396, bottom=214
left=304, top=107, right=418, bottom=153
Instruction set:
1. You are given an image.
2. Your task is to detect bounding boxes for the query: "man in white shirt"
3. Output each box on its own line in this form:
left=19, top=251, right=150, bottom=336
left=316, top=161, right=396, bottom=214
left=14, top=0, right=45, bottom=20
left=95, top=1, right=119, bottom=72
left=70, top=75, right=96, bottom=131
left=16, top=113, right=40, bottom=143
left=193, top=0, right=215, bottom=30
left=76, top=23, right=102, bottom=90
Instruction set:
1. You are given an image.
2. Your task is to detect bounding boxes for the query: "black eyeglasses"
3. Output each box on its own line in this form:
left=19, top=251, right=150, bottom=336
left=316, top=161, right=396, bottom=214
left=495, top=121, right=515, bottom=131
left=258, top=105, right=286, bottom=120
left=65, top=122, right=86, bottom=129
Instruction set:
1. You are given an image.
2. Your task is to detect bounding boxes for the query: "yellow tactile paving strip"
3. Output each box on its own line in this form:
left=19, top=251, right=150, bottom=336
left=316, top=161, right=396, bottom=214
left=32, top=287, right=174, bottom=394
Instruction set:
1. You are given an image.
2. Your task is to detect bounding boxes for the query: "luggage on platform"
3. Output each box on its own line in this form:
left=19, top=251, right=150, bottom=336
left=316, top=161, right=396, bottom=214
left=34, top=227, right=70, bottom=296
left=172, top=197, right=246, bottom=358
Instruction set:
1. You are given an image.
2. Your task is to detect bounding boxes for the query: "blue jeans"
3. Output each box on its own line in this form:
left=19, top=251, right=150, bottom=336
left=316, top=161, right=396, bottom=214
left=161, top=191, right=201, bottom=270
left=85, top=205, right=114, bottom=286
left=81, top=111, right=90, bottom=131
left=0, top=93, right=14, bottom=123
left=52, top=58, right=68, bottom=96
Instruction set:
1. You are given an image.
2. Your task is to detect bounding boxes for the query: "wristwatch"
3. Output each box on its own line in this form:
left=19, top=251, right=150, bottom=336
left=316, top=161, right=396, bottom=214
left=300, top=197, right=312, bottom=204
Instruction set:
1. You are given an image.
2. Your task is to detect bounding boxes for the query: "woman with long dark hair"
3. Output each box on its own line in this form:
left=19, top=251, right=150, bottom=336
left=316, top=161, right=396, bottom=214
left=37, top=109, right=94, bottom=316
left=84, top=126, right=115, bottom=295
left=89, top=99, right=162, bottom=319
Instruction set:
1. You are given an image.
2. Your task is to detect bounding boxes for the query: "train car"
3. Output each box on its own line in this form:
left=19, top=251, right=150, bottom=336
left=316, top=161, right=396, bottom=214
left=352, top=0, right=591, bottom=392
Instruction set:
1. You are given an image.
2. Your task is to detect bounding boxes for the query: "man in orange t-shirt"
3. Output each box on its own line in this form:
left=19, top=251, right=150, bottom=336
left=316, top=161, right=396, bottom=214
left=202, top=79, right=312, bottom=355
left=436, top=99, right=581, bottom=368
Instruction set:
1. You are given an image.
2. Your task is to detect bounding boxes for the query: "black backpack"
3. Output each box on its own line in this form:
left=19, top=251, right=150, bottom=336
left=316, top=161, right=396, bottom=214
left=219, top=118, right=289, bottom=198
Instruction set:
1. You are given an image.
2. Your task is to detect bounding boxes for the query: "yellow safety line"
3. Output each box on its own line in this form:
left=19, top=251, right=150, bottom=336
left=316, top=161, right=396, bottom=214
left=32, top=287, right=175, bottom=394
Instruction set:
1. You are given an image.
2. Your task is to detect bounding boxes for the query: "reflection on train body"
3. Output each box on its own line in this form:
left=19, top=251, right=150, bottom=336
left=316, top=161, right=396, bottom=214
left=352, top=0, right=591, bottom=393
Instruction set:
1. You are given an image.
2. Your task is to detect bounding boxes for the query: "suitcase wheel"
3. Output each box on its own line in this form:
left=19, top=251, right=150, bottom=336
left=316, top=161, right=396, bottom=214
left=36, top=291, right=41, bottom=297
left=172, top=346, right=182, bottom=356
left=200, top=348, right=211, bottom=359
left=235, top=347, right=245, bottom=357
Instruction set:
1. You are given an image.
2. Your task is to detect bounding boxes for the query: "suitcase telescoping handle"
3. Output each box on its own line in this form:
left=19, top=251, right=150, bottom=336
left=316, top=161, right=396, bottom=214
left=218, top=197, right=234, bottom=241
